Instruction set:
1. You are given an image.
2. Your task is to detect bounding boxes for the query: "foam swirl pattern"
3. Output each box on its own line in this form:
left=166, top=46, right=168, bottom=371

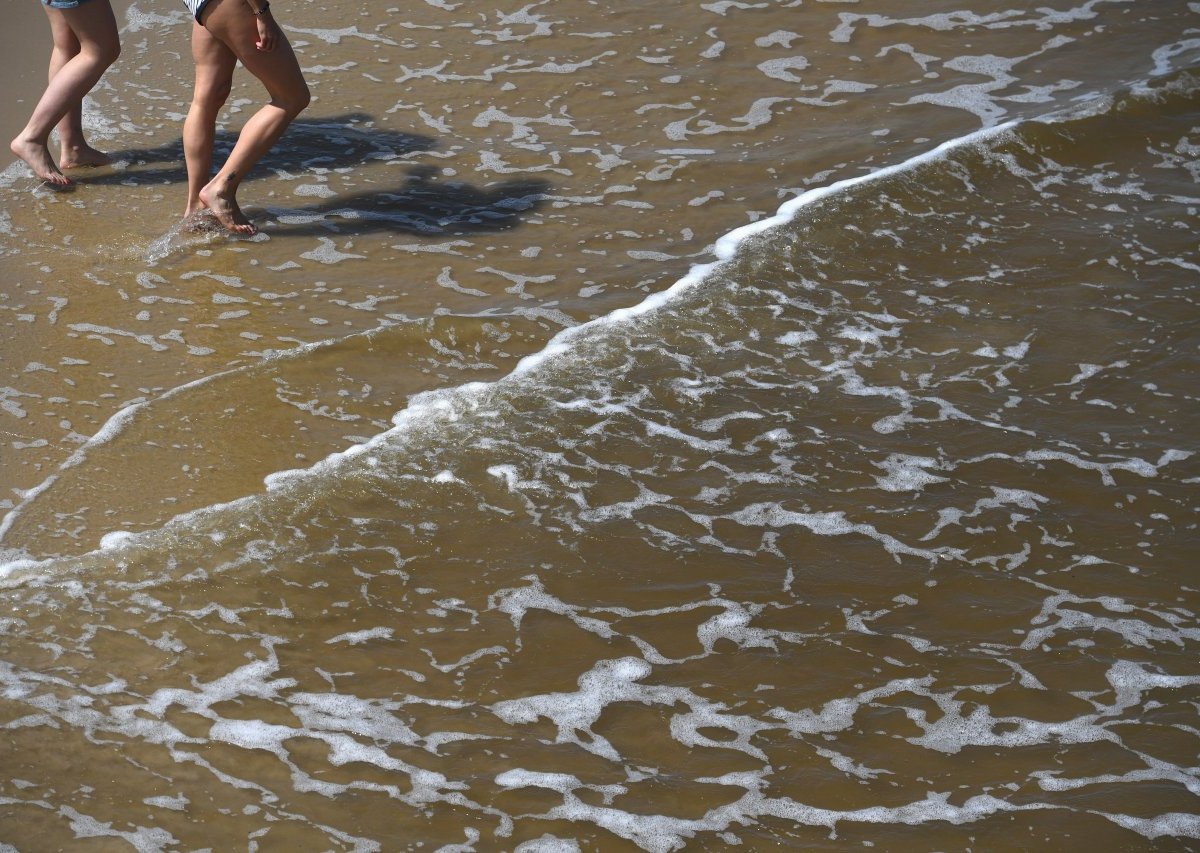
left=1, top=0, right=1198, bottom=848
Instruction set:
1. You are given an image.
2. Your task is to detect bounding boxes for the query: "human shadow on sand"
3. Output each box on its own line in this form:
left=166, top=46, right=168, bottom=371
left=94, top=112, right=550, bottom=237
left=264, top=165, right=550, bottom=238
left=91, top=112, right=436, bottom=186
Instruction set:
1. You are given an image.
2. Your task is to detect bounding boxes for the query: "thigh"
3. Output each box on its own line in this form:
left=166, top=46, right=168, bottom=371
left=235, top=32, right=306, bottom=103
left=54, top=0, right=118, bottom=55
left=191, top=18, right=237, bottom=91
left=200, top=0, right=306, bottom=102
left=44, top=5, right=82, bottom=55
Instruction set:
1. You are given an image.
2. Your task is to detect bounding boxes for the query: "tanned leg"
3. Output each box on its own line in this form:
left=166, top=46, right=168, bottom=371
left=194, top=0, right=309, bottom=233
left=10, top=1, right=119, bottom=185
left=183, top=20, right=236, bottom=220
left=47, top=11, right=111, bottom=169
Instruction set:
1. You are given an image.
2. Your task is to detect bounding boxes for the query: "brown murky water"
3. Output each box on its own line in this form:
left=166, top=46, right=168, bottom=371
left=1, top=1, right=1198, bottom=849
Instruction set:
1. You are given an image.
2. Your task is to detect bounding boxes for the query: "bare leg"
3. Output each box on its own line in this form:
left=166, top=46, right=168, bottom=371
left=194, top=0, right=309, bottom=234
left=46, top=10, right=111, bottom=169
left=183, top=21, right=236, bottom=219
left=10, top=1, right=120, bottom=185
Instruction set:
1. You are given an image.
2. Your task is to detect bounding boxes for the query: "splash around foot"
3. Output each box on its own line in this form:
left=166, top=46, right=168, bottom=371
left=182, top=208, right=224, bottom=233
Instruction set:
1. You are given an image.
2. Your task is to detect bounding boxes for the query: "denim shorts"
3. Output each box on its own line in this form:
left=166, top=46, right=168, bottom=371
left=42, top=0, right=101, bottom=9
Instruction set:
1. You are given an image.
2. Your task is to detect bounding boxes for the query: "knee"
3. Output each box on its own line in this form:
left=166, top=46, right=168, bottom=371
left=92, top=39, right=121, bottom=68
left=51, top=42, right=81, bottom=64
left=191, top=82, right=231, bottom=118
left=288, top=83, right=311, bottom=119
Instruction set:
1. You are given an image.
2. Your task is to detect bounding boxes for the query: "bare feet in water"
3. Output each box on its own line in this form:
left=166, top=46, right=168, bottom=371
left=181, top=207, right=224, bottom=233
left=59, top=143, right=111, bottom=170
left=197, top=183, right=256, bottom=235
left=10, top=136, right=70, bottom=186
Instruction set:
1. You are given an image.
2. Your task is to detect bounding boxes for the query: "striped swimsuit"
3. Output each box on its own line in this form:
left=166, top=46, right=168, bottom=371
left=183, top=0, right=212, bottom=21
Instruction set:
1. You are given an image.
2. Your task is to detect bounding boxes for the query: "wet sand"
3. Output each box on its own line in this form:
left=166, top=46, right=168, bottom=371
left=1, top=3, right=52, bottom=147
left=3, top=0, right=1193, bottom=558
left=1, top=1, right=1198, bottom=848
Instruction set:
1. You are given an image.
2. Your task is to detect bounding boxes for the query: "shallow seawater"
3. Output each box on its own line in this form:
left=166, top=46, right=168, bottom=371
left=1, top=1, right=1198, bottom=849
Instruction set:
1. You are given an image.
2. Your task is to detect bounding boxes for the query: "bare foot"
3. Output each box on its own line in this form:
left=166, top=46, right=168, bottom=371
left=198, top=183, right=256, bottom=235
left=59, top=143, right=111, bottom=170
left=10, top=136, right=71, bottom=186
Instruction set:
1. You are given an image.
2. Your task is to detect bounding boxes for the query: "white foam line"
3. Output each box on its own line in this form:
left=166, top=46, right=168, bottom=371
left=514, top=121, right=1019, bottom=378
left=714, top=120, right=1019, bottom=258
left=265, top=120, right=1022, bottom=486
left=0, top=319, right=425, bottom=564
left=0, top=367, right=244, bottom=548
left=0, top=122, right=1022, bottom=581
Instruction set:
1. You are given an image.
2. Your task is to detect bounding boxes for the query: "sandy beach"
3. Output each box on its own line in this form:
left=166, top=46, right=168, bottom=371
left=1, top=1, right=1198, bottom=848
left=1, top=3, right=61, bottom=147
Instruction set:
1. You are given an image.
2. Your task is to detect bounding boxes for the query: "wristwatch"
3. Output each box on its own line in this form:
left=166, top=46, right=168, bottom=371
left=253, top=1, right=270, bottom=15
